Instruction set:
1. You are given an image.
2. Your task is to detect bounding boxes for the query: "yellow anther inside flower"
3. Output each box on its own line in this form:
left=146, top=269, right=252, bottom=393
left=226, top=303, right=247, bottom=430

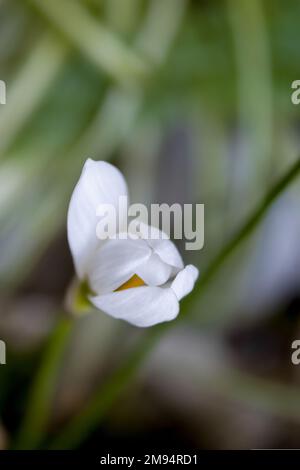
left=116, top=274, right=145, bottom=291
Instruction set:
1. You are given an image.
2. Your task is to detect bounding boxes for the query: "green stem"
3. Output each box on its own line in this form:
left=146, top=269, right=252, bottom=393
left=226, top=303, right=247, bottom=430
left=13, top=316, right=73, bottom=449
left=49, top=157, right=300, bottom=448
left=49, top=327, right=164, bottom=449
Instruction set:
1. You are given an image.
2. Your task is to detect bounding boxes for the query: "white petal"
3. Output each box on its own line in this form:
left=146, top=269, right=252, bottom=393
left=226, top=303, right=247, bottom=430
left=150, top=239, right=184, bottom=270
left=130, top=221, right=184, bottom=269
left=171, top=265, right=199, bottom=301
left=90, top=285, right=179, bottom=327
left=135, top=253, right=172, bottom=286
left=67, top=159, right=128, bottom=278
left=130, top=222, right=167, bottom=242
left=88, top=238, right=151, bottom=294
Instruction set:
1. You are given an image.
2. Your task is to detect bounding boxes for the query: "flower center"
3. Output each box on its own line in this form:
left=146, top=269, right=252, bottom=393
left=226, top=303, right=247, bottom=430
left=116, top=274, right=145, bottom=291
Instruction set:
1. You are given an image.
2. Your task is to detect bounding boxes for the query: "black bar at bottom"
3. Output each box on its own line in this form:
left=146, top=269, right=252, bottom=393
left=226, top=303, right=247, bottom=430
left=0, top=450, right=299, bottom=467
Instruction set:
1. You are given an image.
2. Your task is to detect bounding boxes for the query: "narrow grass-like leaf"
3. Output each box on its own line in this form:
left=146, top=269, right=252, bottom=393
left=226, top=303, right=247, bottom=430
left=0, top=32, right=68, bottom=156
left=13, top=317, right=72, bottom=450
left=29, top=0, right=149, bottom=86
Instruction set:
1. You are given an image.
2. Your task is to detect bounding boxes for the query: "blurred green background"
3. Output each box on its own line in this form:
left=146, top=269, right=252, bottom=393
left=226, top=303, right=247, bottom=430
left=1, top=0, right=300, bottom=450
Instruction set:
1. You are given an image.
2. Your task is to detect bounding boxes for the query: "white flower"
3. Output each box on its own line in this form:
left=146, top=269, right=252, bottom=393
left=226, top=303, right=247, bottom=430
left=67, top=159, right=199, bottom=327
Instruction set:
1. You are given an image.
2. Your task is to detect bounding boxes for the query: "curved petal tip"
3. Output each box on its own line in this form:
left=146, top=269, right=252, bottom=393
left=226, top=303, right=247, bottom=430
left=171, top=264, right=199, bottom=301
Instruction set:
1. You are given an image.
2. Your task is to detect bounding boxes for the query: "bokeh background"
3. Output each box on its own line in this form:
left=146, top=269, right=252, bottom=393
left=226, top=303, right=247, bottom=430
left=1, top=0, right=300, bottom=450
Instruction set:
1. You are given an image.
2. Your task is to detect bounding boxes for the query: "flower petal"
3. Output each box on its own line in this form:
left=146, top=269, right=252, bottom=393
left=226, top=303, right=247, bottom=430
left=67, top=159, right=128, bottom=278
left=88, top=238, right=151, bottom=295
left=171, top=265, right=199, bottom=300
left=135, top=253, right=172, bottom=286
left=151, top=239, right=184, bottom=270
left=90, top=285, right=179, bottom=327
left=130, top=221, right=184, bottom=269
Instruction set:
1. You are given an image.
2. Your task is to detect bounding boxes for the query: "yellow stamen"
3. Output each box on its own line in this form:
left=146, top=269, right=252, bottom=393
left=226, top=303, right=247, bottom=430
left=116, top=274, right=145, bottom=291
